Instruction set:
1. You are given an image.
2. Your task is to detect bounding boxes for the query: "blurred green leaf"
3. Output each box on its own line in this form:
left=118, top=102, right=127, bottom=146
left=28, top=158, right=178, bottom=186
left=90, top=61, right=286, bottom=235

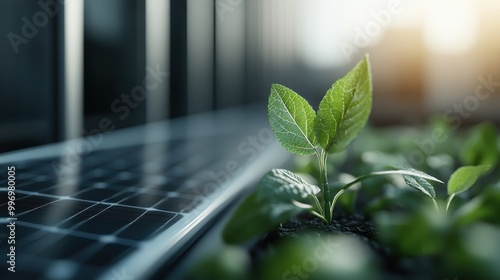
left=448, top=165, right=491, bottom=195
left=376, top=208, right=447, bottom=256
left=257, top=234, right=378, bottom=280
left=460, top=123, right=498, bottom=167
left=185, top=246, right=250, bottom=280
left=222, top=192, right=303, bottom=245
left=268, top=84, right=317, bottom=156
left=455, top=188, right=500, bottom=226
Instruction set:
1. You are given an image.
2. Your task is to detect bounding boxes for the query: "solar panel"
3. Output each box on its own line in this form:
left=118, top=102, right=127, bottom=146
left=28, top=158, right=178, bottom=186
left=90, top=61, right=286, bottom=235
left=0, top=108, right=289, bottom=279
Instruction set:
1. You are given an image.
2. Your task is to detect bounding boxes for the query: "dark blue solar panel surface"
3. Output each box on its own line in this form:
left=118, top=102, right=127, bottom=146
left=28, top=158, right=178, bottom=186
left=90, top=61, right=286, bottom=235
left=0, top=132, right=248, bottom=279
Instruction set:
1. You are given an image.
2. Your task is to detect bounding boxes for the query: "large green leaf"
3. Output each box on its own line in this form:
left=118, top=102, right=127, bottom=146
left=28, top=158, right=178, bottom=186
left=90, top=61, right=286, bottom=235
left=268, top=84, right=317, bottom=156
left=256, top=169, right=320, bottom=203
left=222, top=192, right=303, bottom=244
left=315, top=54, right=372, bottom=153
left=448, top=165, right=491, bottom=195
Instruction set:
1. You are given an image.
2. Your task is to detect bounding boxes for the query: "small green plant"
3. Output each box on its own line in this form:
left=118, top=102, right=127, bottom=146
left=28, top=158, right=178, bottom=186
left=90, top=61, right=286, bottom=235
left=223, top=55, right=442, bottom=244
left=446, top=123, right=497, bottom=211
left=377, top=156, right=498, bottom=279
left=446, top=165, right=491, bottom=211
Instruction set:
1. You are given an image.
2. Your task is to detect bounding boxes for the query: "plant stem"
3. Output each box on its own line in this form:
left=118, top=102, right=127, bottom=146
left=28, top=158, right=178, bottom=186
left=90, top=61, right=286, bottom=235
left=311, top=210, right=329, bottom=224
left=432, top=198, right=439, bottom=213
left=339, top=170, right=442, bottom=192
left=330, top=189, right=345, bottom=219
left=318, top=150, right=331, bottom=224
left=332, top=170, right=443, bottom=216
left=311, top=193, right=324, bottom=216
left=445, top=194, right=455, bottom=213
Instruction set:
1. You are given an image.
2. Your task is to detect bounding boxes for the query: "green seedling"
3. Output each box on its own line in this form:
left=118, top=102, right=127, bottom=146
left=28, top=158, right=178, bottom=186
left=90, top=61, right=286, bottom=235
left=446, top=165, right=492, bottom=212
left=223, top=55, right=443, bottom=244
left=446, top=122, right=498, bottom=212
left=377, top=164, right=499, bottom=279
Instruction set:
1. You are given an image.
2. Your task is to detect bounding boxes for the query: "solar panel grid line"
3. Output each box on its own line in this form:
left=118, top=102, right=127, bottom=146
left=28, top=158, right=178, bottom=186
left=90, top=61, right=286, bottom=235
left=9, top=200, right=185, bottom=271
left=70, top=187, right=128, bottom=202
left=16, top=198, right=97, bottom=227
left=9, top=187, right=189, bottom=240
left=16, top=220, right=141, bottom=248
left=109, top=207, right=166, bottom=237
left=7, top=147, right=228, bottom=225
left=72, top=207, right=145, bottom=236
left=50, top=200, right=173, bottom=230
left=12, top=208, right=180, bottom=252
left=0, top=119, right=277, bottom=279
left=108, top=192, right=160, bottom=206
left=39, top=184, right=89, bottom=196
left=136, top=213, right=183, bottom=240
left=8, top=227, right=137, bottom=278
left=84, top=188, right=138, bottom=203
left=12, top=195, right=59, bottom=216
left=106, top=190, right=143, bottom=204
left=115, top=211, right=182, bottom=241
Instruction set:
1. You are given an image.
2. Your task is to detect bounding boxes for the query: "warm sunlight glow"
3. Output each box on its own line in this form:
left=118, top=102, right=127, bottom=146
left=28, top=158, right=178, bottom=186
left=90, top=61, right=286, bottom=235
left=296, top=0, right=400, bottom=68
left=423, top=0, right=478, bottom=55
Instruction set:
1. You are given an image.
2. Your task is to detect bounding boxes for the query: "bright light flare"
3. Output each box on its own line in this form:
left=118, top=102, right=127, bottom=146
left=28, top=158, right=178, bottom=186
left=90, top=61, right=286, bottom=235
left=423, top=0, right=479, bottom=55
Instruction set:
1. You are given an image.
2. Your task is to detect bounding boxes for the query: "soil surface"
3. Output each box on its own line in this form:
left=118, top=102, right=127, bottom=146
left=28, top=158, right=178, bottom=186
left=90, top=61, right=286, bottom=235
left=251, top=213, right=382, bottom=255
left=250, top=213, right=431, bottom=279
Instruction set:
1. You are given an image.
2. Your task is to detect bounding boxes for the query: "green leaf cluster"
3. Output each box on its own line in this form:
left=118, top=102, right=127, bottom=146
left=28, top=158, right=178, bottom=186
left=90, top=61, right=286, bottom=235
left=268, top=55, right=372, bottom=156
left=223, top=55, right=445, bottom=244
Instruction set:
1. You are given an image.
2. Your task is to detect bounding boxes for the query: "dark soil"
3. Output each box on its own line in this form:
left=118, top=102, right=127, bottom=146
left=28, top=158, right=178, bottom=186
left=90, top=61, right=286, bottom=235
left=252, top=213, right=380, bottom=251
left=250, top=213, right=383, bottom=258
left=250, top=213, right=433, bottom=279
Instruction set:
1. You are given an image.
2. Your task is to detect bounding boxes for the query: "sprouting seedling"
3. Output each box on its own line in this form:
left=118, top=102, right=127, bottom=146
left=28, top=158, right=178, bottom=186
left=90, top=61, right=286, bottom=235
left=446, top=123, right=497, bottom=212
left=222, top=55, right=442, bottom=244
left=446, top=165, right=492, bottom=212
left=267, top=54, right=441, bottom=222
